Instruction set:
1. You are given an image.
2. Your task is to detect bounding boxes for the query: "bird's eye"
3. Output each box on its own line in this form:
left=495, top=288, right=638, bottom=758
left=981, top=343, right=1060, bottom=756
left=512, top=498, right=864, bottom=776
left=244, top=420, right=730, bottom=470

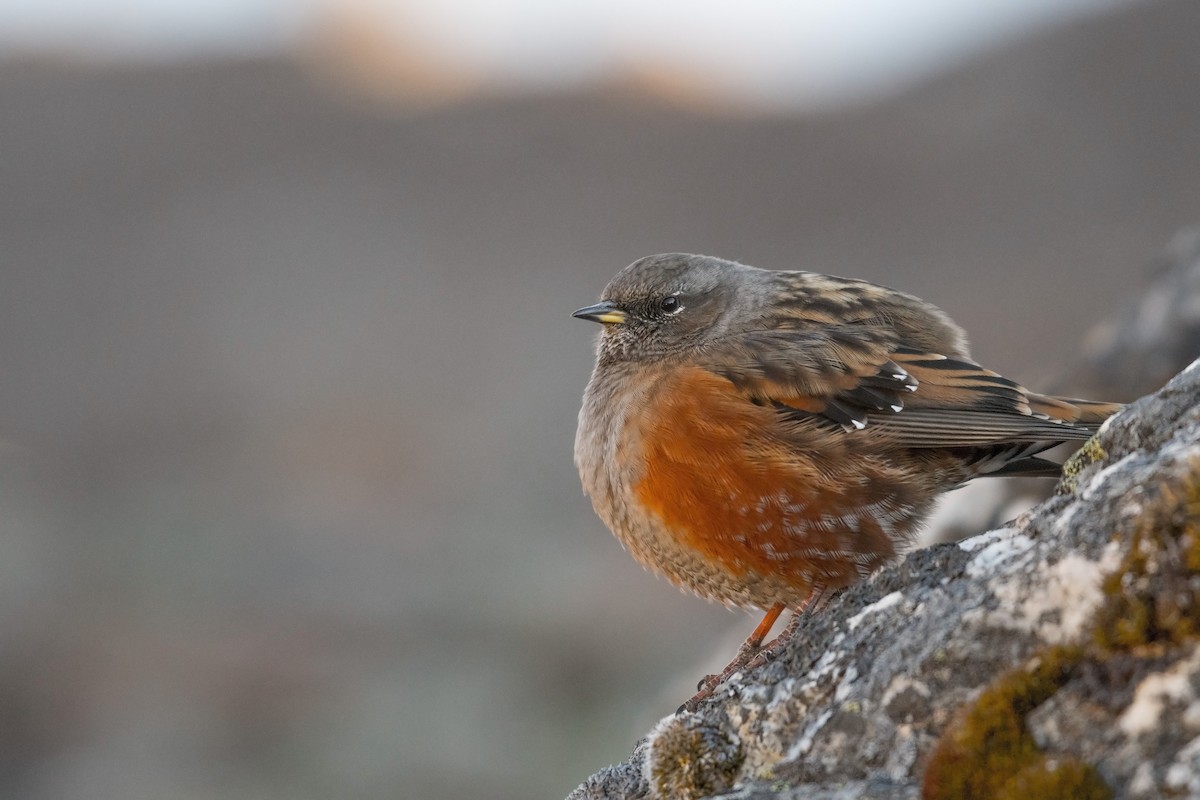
left=659, top=296, right=681, bottom=314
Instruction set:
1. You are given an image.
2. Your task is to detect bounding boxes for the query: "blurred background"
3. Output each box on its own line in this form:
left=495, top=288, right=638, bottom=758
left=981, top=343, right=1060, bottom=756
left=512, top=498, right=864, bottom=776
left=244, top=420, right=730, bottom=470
left=1, top=1, right=1198, bottom=798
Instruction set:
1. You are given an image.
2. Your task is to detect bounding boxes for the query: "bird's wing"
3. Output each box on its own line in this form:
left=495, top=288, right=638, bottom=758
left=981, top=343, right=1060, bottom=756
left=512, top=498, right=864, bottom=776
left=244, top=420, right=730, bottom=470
left=696, top=330, right=1095, bottom=448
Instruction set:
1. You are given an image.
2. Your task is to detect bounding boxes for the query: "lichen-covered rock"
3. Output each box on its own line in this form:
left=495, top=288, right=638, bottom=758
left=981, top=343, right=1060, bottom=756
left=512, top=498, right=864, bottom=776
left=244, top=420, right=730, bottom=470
left=567, top=357, right=1200, bottom=800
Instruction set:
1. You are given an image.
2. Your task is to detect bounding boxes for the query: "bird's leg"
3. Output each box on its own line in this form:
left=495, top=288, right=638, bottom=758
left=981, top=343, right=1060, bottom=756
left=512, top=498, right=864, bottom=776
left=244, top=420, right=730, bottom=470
left=679, top=602, right=784, bottom=714
left=743, top=584, right=830, bottom=672
left=678, top=585, right=834, bottom=713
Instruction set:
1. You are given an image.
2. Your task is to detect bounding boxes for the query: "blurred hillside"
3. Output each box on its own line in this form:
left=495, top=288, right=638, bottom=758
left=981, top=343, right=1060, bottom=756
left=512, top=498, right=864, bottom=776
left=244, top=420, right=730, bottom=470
left=0, top=1, right=1198, bottom=798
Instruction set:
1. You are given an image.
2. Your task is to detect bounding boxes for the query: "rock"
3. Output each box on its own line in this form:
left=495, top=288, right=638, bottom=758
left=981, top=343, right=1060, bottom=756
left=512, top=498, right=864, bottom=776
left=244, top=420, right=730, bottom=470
left=1067, top=227, right=1200, bottom=403
left=923, top=228, right=1200, bottom=546
left=567, top=355, right=1200, bottom=799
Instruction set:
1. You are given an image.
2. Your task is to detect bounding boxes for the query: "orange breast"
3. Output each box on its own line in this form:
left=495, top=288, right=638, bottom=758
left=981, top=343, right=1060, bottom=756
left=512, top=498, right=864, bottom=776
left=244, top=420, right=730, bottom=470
left=629, top=366, right=901, bottom=594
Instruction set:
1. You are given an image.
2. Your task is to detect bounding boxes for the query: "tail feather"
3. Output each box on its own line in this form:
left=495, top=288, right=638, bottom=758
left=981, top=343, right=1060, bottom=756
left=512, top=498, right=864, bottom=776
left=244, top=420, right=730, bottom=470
left=1027, top=394, right=1123, bottom=428
left=983, top=456, right=1064, bottom=478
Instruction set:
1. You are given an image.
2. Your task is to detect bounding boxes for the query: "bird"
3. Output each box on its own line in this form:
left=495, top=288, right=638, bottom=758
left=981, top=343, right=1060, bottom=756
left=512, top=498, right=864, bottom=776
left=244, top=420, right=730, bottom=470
left=572, top=253, right=1121, bottom=712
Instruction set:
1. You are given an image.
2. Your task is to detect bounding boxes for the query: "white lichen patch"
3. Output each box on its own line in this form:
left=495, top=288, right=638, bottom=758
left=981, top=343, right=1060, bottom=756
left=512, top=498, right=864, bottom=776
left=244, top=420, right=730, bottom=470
left=727, top=672, right=832, bottom=776
left=961, top=527, right=1036, bottom=578
left=885, top=724, right=920, bottom=781
left=847, top=591, right=903, bottom=632
left=1120, top=645, right=1200, bottom=737
left=806, top=644, right=848, bottom=687
left=1077, top=452, right=1139, bottom=504
left=1096, top=409, right=1120, bottom=437
left=1164, top=734, right=1200, bottom=796
left=1184, top=701, right=1200, bottom=732
left=725, top=640, right=861, bottom=773
left=977, top=542, right=1121, bottom=644
left=833, top=664, right=859, bottom=703
left=787, top=707, right=834, bottom=761
left=1129, top=762, right=1156, bottom=798
left=770, top=677, right=798, bottom=705
left=957, top=525, right=1016, bottom=553
left=881, top=675, right=931, bottom=710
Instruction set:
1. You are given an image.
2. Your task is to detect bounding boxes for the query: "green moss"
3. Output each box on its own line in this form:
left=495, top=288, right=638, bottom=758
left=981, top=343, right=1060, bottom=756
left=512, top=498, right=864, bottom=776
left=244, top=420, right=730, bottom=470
left=995, top=759, right=1112, bottom=800
left=923, top=646, right=1086, bottom=799
left=645, top=714, right=743, bottom=800
left=1057, top=437, right=1108, bottom=495
left=1093, top=459, right=1200, bottom=652
left=926, top=456, right=1200, bottom=799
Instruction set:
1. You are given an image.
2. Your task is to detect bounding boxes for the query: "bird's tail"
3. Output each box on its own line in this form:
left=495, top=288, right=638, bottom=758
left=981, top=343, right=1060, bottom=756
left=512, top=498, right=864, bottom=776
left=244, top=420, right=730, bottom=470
left=1028, top=394, right=1124, bottom=428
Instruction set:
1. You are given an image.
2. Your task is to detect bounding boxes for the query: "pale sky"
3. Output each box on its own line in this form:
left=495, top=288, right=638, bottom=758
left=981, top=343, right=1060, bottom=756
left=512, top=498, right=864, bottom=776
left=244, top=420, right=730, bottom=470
left=0, top=0, right=1140, bottom=107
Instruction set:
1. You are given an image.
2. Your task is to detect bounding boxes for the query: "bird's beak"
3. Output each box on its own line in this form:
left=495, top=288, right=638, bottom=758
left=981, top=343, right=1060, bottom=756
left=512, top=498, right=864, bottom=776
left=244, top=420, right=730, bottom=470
left=572, top=301, right=627, bottom=325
